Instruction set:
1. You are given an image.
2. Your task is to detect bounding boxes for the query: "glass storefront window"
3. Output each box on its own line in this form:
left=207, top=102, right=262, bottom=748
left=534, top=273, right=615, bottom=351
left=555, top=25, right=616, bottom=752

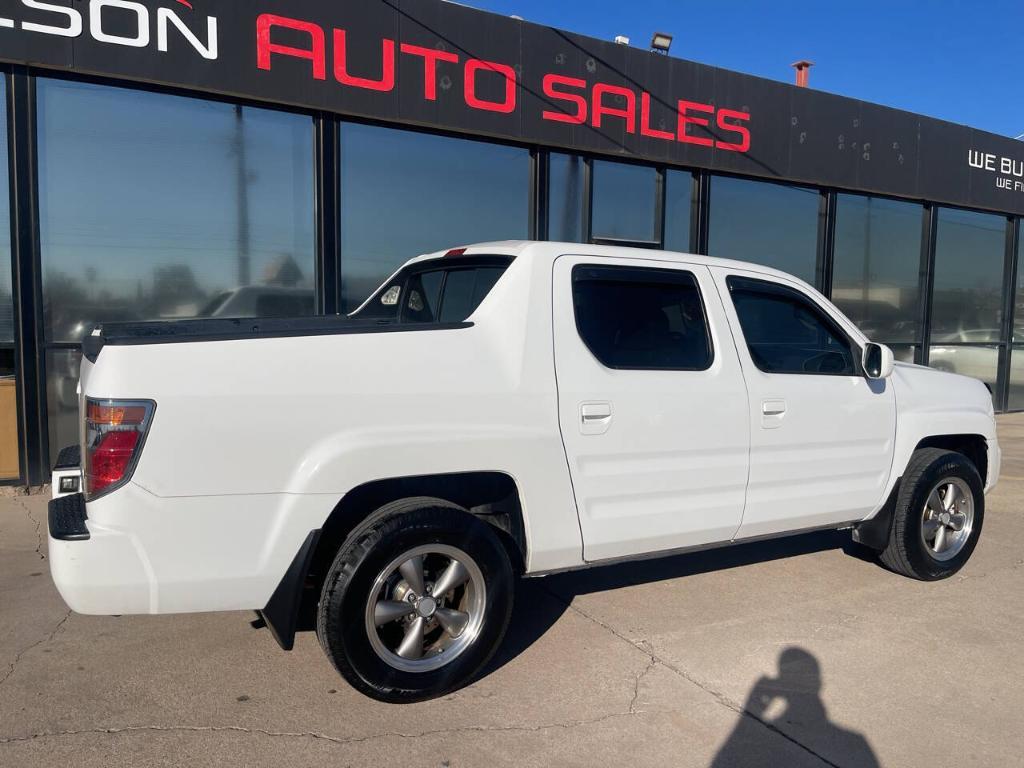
left=927, top=343, right=999, bottom=395
left=1, top=77, right=19, bottom=480
left=664, top=170, right=693, bottom=252
left=37, top=79, right=316, bottom=464
left=37, top=79, right=316, bottom=343
left=45, top=348, right=80, bottom=461
left=832, top=195, right=923, bottom=343
left=1013, top=228, right=1024, bottom=345
left=590, top=160, right=658, bottom=243
left=549, top=153, right=584, bottom=243
left=708, top=176, right=820, bottom=284
left=340, top=123, right=530, bottom=312
left=929, top=207, right=1006, bottom=344
left=1007, top=348, right=1024, bottom=410
left=1, top=78, right=11, bottom=346
left=887, top=344, right=918, bottom=364
left=1010, top=232, right=1024, bottom=410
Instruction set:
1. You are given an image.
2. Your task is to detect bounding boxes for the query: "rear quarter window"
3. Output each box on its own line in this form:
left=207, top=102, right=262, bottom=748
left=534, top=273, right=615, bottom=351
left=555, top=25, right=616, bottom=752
left=354, top=256, right=512, bottom=324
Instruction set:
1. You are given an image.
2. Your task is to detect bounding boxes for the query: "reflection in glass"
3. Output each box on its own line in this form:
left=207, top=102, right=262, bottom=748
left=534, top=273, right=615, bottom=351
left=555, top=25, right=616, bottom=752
left=46, top=349, right=82, bottom=464
left=37, top=79, right=316, bottom=343
left=1, top=78, right=19, bottom=480
left=591, top=161, right=657, bottom=243
left=886, top=344, right=917, bottom=364
left=1, top=77, right=12, bottom=345
left=548, top=153, right=584, bottom=243
left=340, top=123, right=529, bottom=312
left=708, top=176, right=820, bottom=284
left=930, top=207, right=1006, bottom=344
left=832, top=195, right=922, bottom=343
left=664, top=170, right=693, bottom=252
left=1008, top=347, right=1024, bottom=410
left=1015, top=234, right=1024, bottom=343
left=928, top=344, right=998, bottom=399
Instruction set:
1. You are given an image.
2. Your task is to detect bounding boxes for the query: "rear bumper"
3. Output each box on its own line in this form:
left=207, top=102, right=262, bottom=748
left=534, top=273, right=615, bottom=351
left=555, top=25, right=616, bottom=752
left=46, top=459, right=335, bottom=617
left=48, top=502, right=153, bottom=616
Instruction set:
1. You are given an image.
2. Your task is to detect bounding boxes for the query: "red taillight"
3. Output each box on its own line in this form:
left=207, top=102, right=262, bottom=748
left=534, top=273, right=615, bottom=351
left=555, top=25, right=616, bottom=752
left=444, top=248, right=467, bottom=257
left=84, top=398, right=155, bottom=499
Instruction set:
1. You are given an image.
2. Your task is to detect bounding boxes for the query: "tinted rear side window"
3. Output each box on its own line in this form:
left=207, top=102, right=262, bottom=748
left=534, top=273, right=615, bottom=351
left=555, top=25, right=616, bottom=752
left=401, top=270, right=444, bottom=323
left=727, top=276, right=857, bottom=375
left=437, top=267, right=505, bottom=323
left=353, top=257, right=511, bottom=323
left=572, top=265, right=713, bottom=370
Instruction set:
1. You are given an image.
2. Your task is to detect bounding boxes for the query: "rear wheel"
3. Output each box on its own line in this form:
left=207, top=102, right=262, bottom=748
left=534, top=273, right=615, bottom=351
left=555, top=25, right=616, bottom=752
left=879, top=448, right=984, bottom=580
left=317, top=497, right=514, bottom=703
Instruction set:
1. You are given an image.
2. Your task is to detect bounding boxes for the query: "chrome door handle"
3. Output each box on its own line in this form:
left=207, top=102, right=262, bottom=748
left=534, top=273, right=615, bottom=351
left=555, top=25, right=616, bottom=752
left=580, top=402, right=612, bottom=434
left=761, top=399, right=786, bottom=429
left=581, top=403, right=612, bottom=420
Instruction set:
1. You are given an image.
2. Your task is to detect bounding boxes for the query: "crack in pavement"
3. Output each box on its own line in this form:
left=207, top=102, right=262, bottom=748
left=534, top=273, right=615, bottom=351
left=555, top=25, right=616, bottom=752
left=0, top=610, right=72, bottom=690
left=543, top=586, right=841, bottom=768
left=0, top=708, right=653, bottom=748
left=629, top=651, right=657, bottom=715
left=14, top=496, right=47, bottom=561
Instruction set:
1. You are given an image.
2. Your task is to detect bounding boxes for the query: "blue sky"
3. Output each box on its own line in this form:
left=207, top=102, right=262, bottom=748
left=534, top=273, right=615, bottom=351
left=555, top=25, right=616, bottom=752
left=462, top=0, right=1024, bottom=139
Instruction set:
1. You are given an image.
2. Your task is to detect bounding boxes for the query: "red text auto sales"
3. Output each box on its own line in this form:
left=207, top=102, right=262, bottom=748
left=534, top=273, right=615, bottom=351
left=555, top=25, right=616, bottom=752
left=0, top=2, right=750, bottom=153
left=257, top=15, right=751, bottom=153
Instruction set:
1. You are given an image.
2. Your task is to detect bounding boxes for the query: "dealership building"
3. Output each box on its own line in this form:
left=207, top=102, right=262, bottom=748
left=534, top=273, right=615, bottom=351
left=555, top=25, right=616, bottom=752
left=2, top=0, right=1024, bottom=485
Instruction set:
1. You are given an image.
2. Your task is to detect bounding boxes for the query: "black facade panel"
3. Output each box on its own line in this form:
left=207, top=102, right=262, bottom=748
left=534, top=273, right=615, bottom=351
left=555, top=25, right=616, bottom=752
left=0, top=0, right=1021, bottom=214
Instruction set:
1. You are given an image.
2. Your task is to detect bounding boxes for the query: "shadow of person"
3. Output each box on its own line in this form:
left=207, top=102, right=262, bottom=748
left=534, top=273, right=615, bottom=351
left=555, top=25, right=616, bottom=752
left=711, top=647, right=879, bottom=768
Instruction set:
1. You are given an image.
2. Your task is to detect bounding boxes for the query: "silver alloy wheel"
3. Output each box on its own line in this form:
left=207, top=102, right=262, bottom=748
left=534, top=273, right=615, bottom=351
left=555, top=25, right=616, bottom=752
left=364, top=544, right=487, bottom=673
left=920, top=477, right=974, bottom=562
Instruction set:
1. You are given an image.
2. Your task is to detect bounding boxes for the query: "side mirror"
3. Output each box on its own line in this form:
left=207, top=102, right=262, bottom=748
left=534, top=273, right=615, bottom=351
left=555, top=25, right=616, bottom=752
left=862, top=342, right=895, bottom=380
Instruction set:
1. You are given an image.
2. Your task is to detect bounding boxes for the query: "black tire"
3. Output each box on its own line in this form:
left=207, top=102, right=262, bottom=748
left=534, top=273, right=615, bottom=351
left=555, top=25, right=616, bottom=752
left=317, top=497, right=514, bottom=703
left=879, top=448, right=984, bottom=580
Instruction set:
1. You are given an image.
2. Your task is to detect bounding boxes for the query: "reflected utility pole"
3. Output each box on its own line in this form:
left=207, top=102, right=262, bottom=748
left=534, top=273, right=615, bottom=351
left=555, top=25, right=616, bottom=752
left=234, top=105, right=251, bottom=287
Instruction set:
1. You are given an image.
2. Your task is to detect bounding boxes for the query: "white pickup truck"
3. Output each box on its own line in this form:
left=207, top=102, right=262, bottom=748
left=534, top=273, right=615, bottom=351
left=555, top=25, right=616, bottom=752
left=48, top=241, right=999, bottom=702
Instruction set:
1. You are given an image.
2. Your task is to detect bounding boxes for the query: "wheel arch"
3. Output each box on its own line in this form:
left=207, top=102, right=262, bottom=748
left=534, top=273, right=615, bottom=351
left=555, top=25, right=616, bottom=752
left=270, top=471, right=527, bottom=644
left=913, top=433, right=988, bottom=485
left=313, top=471, right=527, bottom=574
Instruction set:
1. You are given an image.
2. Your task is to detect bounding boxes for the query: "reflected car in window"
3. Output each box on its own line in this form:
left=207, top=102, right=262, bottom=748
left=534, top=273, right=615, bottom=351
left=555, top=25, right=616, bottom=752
left=928, top=329, right=1006, bottom=391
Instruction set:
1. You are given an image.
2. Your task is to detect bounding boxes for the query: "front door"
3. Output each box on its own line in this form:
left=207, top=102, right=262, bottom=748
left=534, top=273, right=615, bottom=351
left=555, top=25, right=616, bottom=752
left=553, top=255, right=750, bottom=562
left=712, top=268, right=897, bottom=539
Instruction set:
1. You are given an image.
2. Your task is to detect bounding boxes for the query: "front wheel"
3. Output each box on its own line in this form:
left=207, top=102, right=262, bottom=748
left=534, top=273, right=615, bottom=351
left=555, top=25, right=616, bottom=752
left=879, top=448, right=985, bottom=580
left=317, top=497, right=514, bottom=703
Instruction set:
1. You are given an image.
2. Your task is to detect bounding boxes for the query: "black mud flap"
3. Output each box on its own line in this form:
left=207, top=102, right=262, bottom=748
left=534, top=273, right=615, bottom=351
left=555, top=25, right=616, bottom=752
left=259, top=530, right=321, bottom=651
left=852, top=479, right=900, bottom=551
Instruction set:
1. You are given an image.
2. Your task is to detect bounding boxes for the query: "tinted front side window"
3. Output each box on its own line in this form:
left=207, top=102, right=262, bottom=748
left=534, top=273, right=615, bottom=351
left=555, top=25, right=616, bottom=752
left=573, top=266, right=712, bottom=370
left=728, top=276, right=856, bottom=375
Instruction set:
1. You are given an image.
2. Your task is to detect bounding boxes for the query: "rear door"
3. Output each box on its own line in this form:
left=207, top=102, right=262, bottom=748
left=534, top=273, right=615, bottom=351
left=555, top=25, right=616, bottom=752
left=553, top=255, right=750, bottom=562
left=712, top=268, right=896, bottom=538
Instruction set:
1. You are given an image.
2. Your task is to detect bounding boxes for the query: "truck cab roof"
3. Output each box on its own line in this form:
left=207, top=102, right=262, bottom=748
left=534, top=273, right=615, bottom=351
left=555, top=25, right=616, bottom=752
left=410, top=240, right=817, bottom=292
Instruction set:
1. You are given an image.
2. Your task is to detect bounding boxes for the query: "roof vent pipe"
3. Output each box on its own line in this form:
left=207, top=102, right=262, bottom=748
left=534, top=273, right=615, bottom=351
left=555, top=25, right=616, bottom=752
left=791, top=60, right=813, bottom=87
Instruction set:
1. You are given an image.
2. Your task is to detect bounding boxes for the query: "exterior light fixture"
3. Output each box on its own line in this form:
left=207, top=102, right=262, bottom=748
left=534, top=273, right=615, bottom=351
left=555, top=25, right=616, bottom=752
left=650, top=32, right=673, bottom=54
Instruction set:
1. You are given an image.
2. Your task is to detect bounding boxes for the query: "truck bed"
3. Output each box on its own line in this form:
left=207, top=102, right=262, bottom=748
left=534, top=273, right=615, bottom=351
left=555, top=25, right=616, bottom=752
left=82, top=316, right=472, bottom=361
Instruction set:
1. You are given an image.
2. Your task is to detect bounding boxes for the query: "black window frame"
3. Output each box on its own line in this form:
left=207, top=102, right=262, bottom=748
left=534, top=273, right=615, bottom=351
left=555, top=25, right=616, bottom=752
left=571, top=263, right=715, bottom=372
left=726, top=274, right=863, bottom=377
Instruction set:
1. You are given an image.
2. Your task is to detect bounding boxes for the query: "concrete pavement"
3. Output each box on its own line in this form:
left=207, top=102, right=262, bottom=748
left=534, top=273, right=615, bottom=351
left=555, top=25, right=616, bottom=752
left=2, top=416, right=1023, bottom=767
